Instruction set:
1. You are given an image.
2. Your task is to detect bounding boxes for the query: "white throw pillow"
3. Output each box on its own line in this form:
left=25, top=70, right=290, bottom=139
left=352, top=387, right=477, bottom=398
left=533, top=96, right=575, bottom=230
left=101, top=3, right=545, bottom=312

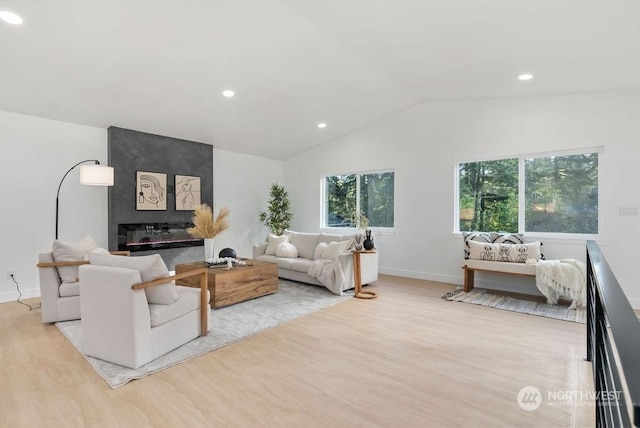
left=88, top=252, right=179, bottom=305
left=265, top=234, right=289, bottom=255
left=321, top=240, right=352, bottom=261
left=52, top=235, right=99, bottom=283
left=468, top=240, right=542, bottom=263
left=275, top=242, right=299, bottom=258
left=314, top=242, right=328, bottom=260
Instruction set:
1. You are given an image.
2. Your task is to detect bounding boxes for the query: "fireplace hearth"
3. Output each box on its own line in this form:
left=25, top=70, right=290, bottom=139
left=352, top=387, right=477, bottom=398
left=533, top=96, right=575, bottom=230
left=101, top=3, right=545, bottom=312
left=118, top=223, right=202, bottom=252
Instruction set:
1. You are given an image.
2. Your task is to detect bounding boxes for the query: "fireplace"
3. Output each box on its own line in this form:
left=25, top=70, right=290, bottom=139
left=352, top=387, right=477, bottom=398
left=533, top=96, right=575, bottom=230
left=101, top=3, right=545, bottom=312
left=118, top=223, right=202, bottom=252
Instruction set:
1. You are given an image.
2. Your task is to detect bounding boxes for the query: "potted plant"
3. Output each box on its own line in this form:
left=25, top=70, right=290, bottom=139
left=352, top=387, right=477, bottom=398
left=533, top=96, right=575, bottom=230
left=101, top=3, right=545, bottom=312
left=187, top=204, right=230, bottom=262
left=259, top=183, right=293, bottom=236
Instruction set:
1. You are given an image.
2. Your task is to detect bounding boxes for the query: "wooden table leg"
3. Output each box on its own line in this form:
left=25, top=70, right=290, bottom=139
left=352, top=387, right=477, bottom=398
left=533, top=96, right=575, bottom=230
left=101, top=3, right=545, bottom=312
left=353, top=251, right=378, bottom=299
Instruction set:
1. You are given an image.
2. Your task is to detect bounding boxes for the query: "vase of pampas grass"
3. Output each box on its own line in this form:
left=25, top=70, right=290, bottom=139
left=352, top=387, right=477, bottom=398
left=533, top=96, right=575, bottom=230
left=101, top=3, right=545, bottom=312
left=187, top=204, right=230, bottom=262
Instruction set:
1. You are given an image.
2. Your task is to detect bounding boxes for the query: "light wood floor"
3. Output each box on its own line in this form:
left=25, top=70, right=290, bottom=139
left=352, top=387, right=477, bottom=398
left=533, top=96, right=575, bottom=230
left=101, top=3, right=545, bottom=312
left=1, top=275, right=594, bottom=427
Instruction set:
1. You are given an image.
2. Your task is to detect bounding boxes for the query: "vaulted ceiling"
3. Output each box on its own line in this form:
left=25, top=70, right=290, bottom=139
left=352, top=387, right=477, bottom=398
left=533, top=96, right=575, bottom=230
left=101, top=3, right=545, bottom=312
left=1, top=1, right=639, bottom=159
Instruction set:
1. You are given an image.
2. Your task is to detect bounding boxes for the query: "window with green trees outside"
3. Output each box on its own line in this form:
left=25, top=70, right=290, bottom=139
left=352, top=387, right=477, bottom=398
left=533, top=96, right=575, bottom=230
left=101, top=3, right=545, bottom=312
left=458, top=150, right=599, bottom=235
left=324, top=171, right=394, bottom=229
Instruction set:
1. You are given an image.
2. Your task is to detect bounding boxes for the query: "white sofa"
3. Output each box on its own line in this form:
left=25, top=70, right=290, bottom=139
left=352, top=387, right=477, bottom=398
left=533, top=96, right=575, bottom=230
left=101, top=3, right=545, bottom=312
left=252, top=231, right=379, bottom=294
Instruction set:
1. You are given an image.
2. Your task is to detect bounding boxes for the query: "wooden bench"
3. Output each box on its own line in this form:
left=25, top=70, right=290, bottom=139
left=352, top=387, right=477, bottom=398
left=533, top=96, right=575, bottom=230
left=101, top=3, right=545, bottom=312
left=462, top=259, right=536, bottom=292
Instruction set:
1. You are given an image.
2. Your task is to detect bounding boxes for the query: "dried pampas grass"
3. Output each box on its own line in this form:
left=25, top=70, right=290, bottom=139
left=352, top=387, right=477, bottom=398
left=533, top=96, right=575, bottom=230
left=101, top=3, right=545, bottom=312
left=187, top=204, right=230, bottom=239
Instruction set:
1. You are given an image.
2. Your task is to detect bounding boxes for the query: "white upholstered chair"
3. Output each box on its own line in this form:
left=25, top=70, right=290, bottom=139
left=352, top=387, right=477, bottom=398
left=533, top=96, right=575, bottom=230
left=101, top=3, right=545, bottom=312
left=37, top=250, right=131, bottom=323
left=78, top=264, right=210, bottom=369
left=37, top=252, right=84, bottom=323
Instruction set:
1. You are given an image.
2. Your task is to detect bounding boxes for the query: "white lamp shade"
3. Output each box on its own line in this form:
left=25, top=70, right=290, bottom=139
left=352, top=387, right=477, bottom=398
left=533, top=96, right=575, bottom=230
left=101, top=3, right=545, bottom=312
left=80, top=164, right=114, bottom=186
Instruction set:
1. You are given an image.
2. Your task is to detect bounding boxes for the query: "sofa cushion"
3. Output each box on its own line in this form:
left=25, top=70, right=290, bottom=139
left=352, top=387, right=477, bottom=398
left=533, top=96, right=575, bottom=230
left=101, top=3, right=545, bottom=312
left=59, top=281, right=80, bottom=297
left=265, top=234, right=289, bottom=255
left=288, top=231, right=320, bottom=260
left=318, top=233, right=354, bottom=245
left=321, top=240, right=352, bottom=261
left=275, top=242, right=298, bottom=258
left=52, top=235, right=99, bottom=283
left=256, top=254, right=279, bottom=264
left=88, top=252, right=178, bottom=305
left=468, top=240, right=542, bottom=263
left=149, top=286, right=210, bottom=328
left=290, top=259, right=313, bottom=273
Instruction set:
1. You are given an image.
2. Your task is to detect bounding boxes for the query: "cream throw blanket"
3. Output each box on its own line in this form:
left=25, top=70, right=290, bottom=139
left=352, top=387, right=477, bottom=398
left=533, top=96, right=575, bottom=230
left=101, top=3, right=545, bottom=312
left=534, top=259, right=586, bottom=310
left=308, top=259, right=345, bottom=296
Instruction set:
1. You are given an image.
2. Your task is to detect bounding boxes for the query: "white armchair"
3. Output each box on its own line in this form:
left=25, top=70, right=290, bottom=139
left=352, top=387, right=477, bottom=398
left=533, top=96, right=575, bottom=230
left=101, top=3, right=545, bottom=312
left=37, top=250, right=131, bottom=323
left=79, top=264, right=210, bottom=369
left=37, top=253, right=84, bottom=323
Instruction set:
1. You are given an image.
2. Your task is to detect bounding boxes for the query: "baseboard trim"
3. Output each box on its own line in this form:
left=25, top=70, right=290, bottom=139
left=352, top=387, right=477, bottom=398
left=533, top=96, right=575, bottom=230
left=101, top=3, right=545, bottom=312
left=0, top=288, right=40, bottom=304
left=628, top=297, right=640, bottom=311
left=378, top=267, right=462, bottom=286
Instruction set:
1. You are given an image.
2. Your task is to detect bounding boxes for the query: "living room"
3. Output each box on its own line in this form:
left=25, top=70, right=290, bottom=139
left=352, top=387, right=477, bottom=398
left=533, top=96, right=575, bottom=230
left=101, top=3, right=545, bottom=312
left=1, top=1, right=639, bottom=426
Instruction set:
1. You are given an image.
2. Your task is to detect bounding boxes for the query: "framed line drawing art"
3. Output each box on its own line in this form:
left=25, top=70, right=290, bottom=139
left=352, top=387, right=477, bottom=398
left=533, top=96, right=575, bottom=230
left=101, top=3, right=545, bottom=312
left=175, top=175, right=201, bottom=211
left=136, top=171, right=167, bottom=210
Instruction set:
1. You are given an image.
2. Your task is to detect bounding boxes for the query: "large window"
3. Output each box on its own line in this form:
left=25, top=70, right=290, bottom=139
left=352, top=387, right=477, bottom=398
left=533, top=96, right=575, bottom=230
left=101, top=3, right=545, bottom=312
left=457, top=150, right=599, bottom=235
left=324, top=171, right=395, bottom=229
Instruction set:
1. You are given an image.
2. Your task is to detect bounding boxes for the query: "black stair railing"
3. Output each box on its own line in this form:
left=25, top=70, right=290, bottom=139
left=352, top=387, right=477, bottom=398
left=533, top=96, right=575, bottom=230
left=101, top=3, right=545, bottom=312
left=586, top=240, right=640, bottom=427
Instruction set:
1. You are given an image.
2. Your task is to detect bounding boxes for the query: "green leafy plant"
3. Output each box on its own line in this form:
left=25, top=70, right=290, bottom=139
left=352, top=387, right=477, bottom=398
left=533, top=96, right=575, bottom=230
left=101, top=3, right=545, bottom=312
left=350, top=210, right=369, bottom=230
left=259, top=183, right=293, bottom=236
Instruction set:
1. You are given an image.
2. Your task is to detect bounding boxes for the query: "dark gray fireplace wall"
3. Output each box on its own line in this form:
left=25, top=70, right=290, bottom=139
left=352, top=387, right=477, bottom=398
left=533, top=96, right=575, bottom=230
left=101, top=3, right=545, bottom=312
left=107, top=127, right=213, bottom=268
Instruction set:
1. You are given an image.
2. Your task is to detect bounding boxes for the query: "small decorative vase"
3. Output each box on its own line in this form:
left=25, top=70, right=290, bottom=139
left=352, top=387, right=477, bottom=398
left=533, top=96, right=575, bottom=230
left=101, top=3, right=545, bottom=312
left=203, top=238, right=215, bottom=262
left=363, top=230, right=375, bottom=251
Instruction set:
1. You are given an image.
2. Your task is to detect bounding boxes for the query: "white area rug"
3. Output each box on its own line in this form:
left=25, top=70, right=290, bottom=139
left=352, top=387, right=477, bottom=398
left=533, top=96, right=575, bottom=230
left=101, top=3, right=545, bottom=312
left=56, top=280, right=351, bottom=388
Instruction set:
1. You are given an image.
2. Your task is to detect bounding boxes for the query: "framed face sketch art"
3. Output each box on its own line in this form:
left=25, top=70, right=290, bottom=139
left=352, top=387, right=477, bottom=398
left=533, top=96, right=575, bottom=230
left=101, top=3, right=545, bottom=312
left=136, top=171, right=167, bottom=210
left=175, top=175, right=201, bottom=211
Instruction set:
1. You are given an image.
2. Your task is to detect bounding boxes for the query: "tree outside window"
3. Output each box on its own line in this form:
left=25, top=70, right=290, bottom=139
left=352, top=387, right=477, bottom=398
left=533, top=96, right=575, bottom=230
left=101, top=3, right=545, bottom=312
left=525, top=153, right=598, bottom=234
left=325, top=171, right=395, bottom=229
left=458, top=151, right=599, bottom=235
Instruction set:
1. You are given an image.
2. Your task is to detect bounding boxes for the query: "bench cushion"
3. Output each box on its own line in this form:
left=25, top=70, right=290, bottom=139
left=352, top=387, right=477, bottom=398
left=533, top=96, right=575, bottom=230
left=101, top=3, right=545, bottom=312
left=463, top=259, right=536, bottom=275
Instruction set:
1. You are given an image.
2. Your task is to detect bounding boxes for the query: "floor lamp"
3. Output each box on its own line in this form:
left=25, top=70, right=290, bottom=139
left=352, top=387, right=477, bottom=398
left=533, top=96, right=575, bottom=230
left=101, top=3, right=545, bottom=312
left=56, top=160, right=114, bottom=239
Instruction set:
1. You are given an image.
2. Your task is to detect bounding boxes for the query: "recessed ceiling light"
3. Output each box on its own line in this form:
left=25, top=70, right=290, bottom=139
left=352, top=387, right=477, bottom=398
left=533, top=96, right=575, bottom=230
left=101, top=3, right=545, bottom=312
left=518, top=73, right=534, bottom=81
left=317, top=123, right=327, bottom=129
left=222, top=90, right=235, bottom=98
left=0, top=11, right=23, bottom=25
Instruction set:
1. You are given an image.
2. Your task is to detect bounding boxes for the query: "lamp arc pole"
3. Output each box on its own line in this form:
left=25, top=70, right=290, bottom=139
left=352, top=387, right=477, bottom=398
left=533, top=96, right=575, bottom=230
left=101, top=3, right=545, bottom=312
left=55, top=159, right=100, bottom=239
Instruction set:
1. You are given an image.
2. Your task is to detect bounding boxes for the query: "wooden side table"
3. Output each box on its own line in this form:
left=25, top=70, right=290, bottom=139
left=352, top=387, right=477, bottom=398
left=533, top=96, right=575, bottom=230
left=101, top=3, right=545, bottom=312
left=352, top=250, right=378, bottom=299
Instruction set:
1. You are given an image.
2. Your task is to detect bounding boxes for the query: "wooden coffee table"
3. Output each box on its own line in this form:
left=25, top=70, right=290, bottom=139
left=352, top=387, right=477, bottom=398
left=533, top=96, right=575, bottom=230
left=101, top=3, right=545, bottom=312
left=175, top=260, right=278, bottom=308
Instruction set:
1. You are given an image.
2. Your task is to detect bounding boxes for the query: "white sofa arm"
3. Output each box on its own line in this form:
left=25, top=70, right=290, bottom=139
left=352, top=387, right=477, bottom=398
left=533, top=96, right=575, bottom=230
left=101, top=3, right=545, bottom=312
left=79, top=264, right=152, bottom=367
left=253, top=243, right=268, bottom=259
left=38, top=252, right=63, bottom=323
left=336, top=251, right=379, bottom=289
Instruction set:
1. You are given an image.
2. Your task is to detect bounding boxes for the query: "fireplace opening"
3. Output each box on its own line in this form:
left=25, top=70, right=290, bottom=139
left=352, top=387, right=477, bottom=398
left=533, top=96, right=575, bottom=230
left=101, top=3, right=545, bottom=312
left=118, top=223, right=202, bottom=252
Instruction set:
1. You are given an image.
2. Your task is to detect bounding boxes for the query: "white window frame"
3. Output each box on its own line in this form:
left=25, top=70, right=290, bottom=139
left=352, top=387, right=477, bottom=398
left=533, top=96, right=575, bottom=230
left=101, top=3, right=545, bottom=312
left=321, top=168, right=396, bottom=232
left=454, top=147, right=603, bottom=240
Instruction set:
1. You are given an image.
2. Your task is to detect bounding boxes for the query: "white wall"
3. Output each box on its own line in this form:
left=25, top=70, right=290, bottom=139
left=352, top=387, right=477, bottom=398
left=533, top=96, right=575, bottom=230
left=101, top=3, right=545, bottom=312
left=283, top=90, right=640, bottom=308
left=0, top=111, right=108, bottom=302
left=0, top=112, right=284, bottom=303
left=213, top=149, right=283, bottom=258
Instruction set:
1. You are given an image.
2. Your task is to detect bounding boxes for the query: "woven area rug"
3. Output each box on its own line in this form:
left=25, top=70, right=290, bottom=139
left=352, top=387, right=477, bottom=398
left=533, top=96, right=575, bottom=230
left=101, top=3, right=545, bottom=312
left=442, top=287, right=586, bottom=323
left=56, top=280, right=351, bottom=388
